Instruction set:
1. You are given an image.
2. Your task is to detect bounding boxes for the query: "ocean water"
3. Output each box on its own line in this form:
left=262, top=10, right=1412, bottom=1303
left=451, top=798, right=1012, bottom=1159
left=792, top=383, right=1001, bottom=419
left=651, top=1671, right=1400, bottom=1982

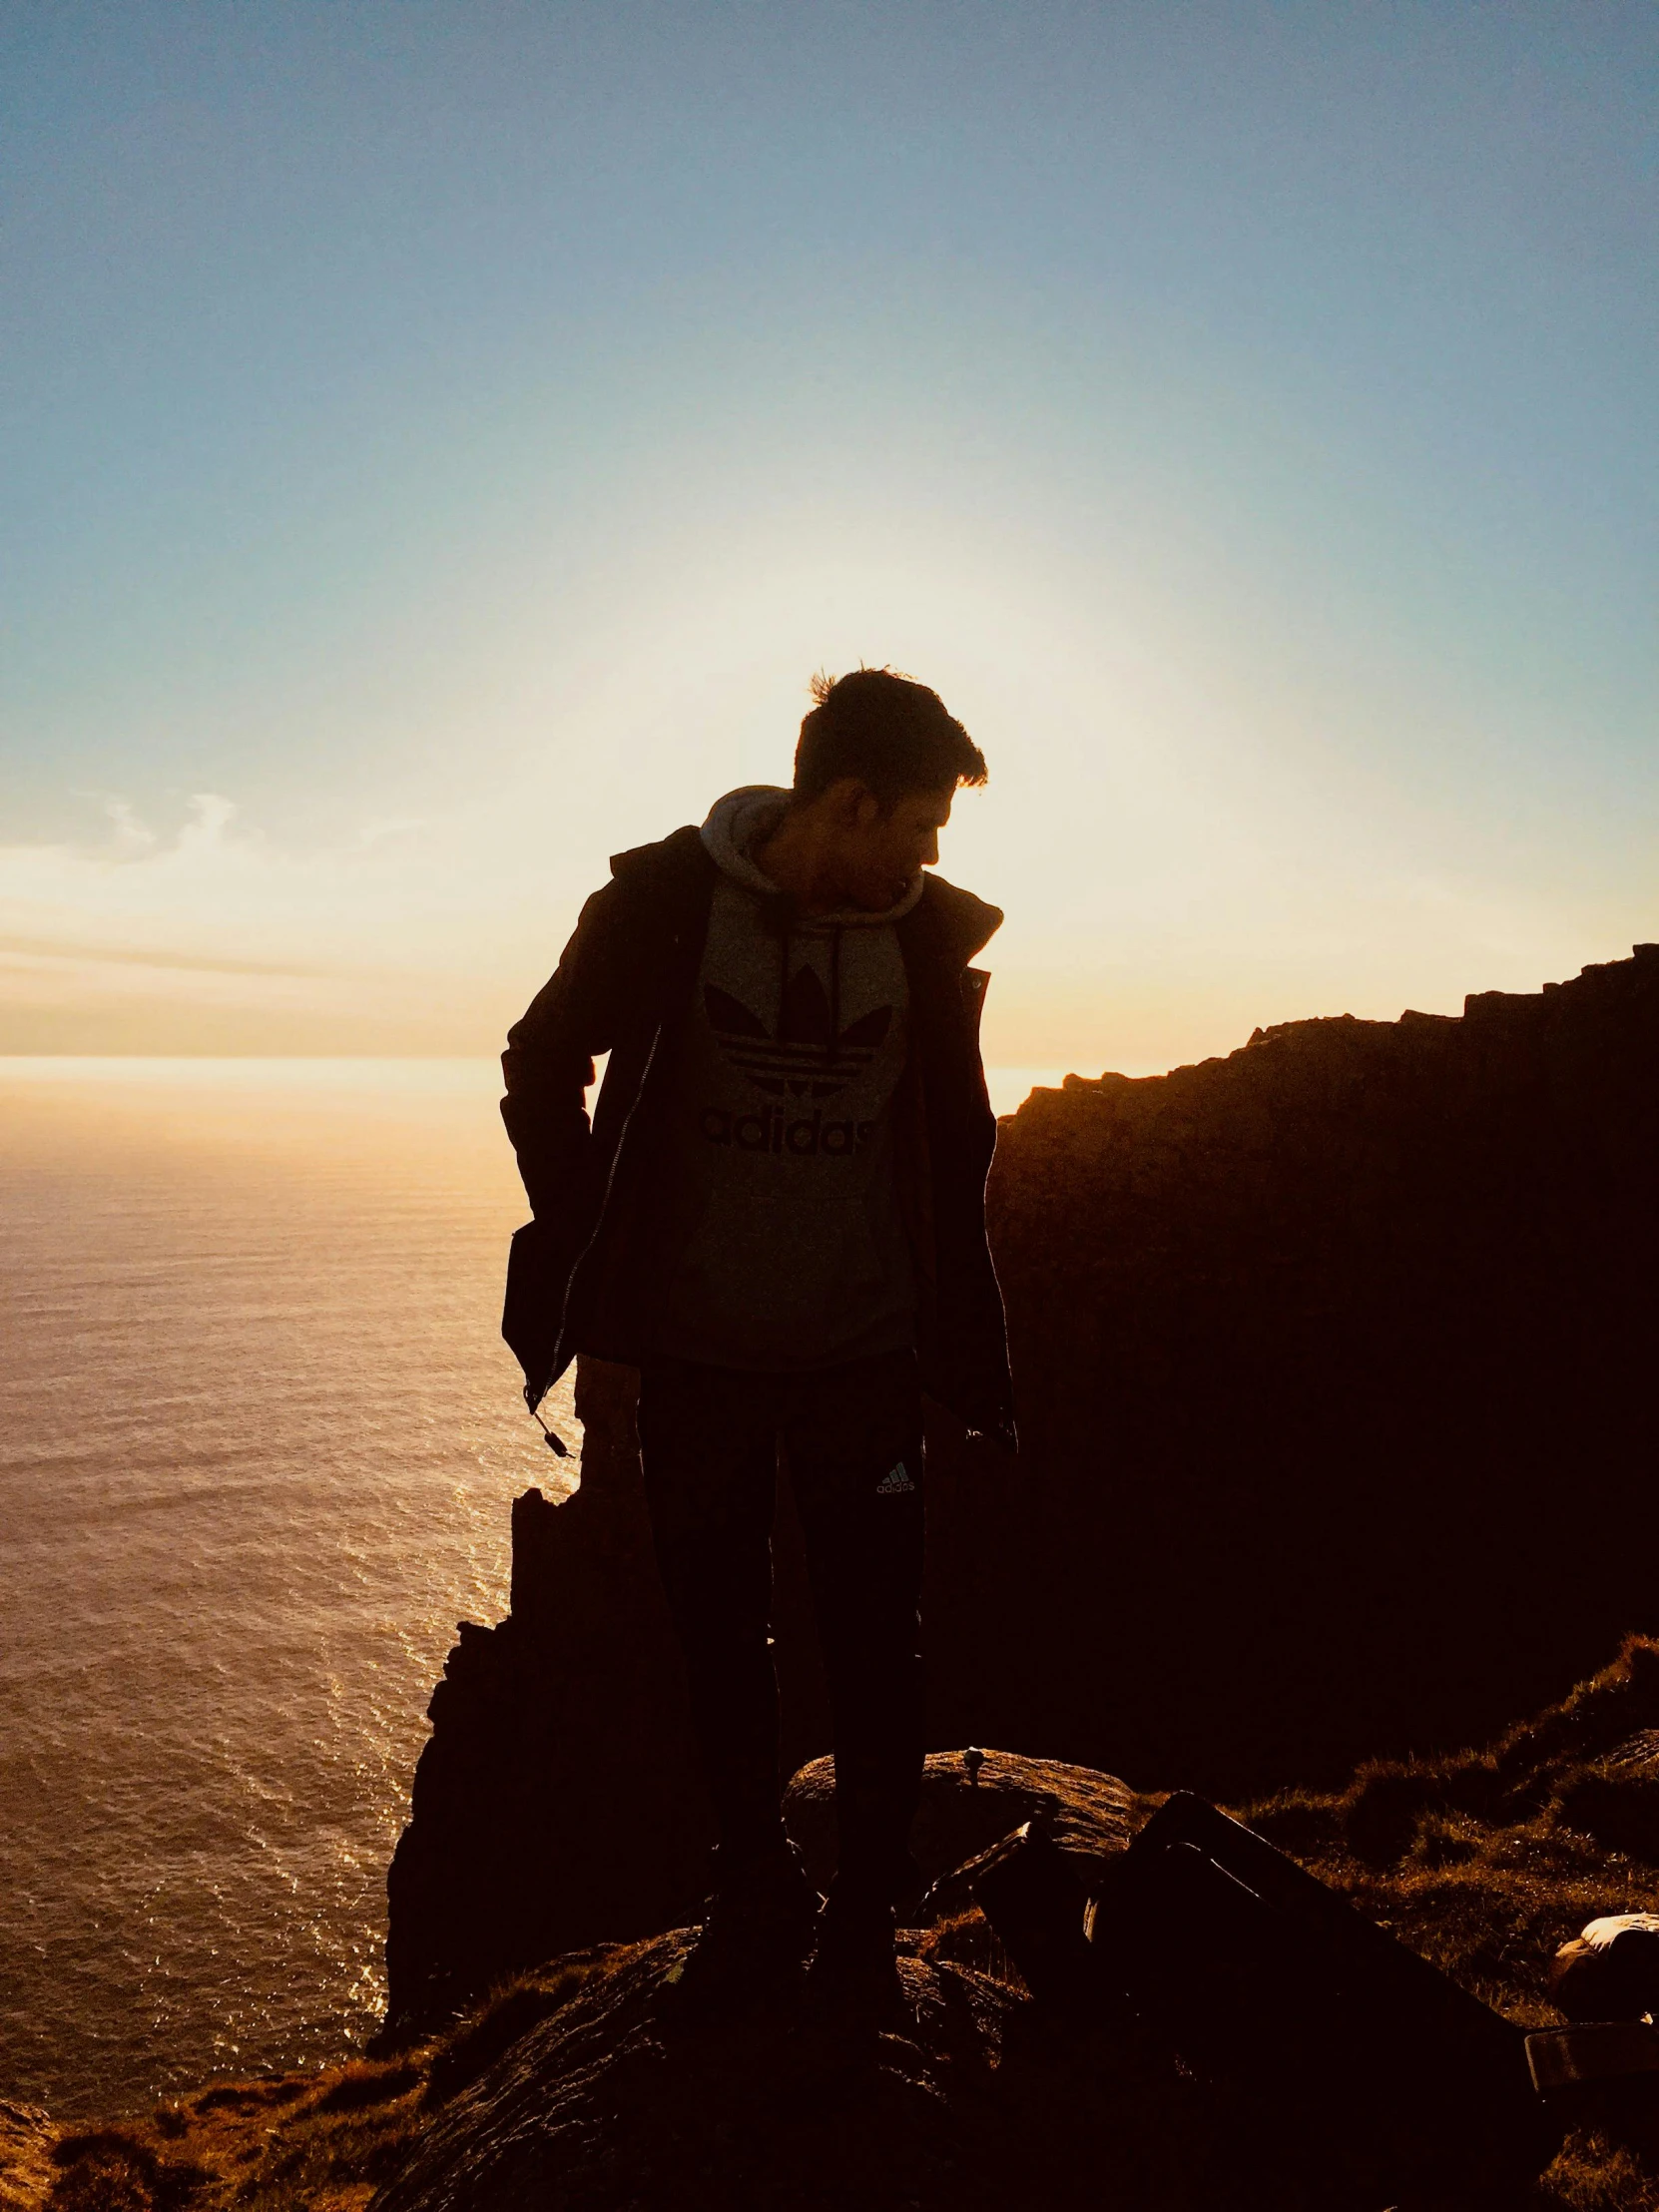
left=0, top=1058, right=580, bottom=2121
left=0, top=1057, right=1064, bottom=2120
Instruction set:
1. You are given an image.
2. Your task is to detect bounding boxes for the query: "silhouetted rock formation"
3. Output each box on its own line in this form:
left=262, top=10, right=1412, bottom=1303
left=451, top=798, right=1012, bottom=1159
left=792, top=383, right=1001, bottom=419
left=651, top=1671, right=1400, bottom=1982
left=976, top=943, right=1659, bottom=1794
left=384, top=1363, right=712, bottom=2028
left=386, top=945, right=1659, bottom=2027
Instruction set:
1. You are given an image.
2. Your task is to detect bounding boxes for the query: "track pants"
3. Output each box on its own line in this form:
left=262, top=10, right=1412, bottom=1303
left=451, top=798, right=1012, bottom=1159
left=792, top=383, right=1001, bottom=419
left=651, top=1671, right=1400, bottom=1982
left=637, top=1348, right=925, bottom=1904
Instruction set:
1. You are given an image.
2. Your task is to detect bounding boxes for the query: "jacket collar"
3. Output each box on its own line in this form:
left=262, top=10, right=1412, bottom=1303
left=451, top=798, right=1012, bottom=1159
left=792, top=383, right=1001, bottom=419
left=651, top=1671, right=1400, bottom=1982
left=914, top=872, right=1003, bottom=968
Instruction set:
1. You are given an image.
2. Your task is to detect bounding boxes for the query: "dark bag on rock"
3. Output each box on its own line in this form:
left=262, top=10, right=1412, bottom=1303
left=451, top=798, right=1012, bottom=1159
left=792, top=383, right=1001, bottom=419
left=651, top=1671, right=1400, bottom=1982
left=977, top=1792, right=1563, bottom=2202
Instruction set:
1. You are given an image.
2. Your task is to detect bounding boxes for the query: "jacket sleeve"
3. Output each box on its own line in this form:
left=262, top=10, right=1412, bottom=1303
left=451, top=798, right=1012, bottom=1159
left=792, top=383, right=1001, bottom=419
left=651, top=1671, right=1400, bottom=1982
left=499, top=879, right=629, bottom=1225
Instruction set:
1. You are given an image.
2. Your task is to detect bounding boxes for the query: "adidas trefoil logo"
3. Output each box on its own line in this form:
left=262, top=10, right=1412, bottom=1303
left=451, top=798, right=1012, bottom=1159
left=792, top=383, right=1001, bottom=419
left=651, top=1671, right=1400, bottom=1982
left=704, top=970, right=892, bottom=1101
left=875, top=1461, right=915, bottom=1496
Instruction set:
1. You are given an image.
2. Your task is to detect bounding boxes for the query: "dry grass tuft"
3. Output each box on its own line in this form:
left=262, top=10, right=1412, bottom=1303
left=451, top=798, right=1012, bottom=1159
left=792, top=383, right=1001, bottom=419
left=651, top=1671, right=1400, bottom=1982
left=1242, top=1636, right=1659, bottom=2203
left=15, top=1958, right=605, bottom=2212
left=47, top=2129, right=211, bottom=2212
left=310, top=2066, right=422, bottom=2118
left=422, top=1961, right=593, bottom=2109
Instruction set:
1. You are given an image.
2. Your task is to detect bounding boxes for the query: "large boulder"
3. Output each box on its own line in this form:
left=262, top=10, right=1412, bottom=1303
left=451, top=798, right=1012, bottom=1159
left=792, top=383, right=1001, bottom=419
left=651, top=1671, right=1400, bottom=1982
left=785, top=1746, right=1156, bottom=1911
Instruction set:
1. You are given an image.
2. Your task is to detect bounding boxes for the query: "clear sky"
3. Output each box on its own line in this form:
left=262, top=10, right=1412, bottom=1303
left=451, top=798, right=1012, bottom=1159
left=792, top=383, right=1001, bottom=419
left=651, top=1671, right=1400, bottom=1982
left=3, top=2, right=1655, bottom=1068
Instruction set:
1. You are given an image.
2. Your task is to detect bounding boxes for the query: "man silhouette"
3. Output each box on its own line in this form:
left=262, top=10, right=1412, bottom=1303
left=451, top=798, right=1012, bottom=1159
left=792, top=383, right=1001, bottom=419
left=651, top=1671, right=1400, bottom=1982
left=500, top=668, right=1014, bottom=2017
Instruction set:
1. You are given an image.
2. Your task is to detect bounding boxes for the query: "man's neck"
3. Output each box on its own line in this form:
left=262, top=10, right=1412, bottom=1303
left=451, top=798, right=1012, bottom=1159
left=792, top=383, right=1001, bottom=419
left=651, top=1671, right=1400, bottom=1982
left=753, top=808, right=843, bottom=917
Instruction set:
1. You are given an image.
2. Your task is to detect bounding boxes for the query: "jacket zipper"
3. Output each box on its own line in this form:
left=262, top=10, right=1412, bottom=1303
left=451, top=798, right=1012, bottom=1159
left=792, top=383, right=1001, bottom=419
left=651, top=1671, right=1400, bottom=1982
left=538, top=1014, right=667, bottom=1409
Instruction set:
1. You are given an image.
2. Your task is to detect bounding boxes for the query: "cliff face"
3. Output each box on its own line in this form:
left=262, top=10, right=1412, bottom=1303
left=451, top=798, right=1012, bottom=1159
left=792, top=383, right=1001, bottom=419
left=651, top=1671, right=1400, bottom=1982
left=978, top=944, right=1659, bottom=1790
left=384, top=1363, right=711, bottom=2028
left=386, top=945, right=1659, bottom=2027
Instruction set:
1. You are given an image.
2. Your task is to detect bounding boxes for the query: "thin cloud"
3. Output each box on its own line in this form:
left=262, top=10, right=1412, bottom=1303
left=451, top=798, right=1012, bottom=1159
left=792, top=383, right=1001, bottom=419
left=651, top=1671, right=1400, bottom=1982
left=0, top=791, right=547, bottom=1052
left=0, top=935, right=331, bottom=979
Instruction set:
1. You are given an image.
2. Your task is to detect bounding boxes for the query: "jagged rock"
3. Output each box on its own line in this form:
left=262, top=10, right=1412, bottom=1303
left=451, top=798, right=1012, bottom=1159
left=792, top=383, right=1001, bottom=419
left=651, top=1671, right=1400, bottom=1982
left=369, top=1931, right=1357, bottom=2212
left=784, top=1746, right=1156, bottom=1913
left=383, top=1361, right=716, bottom=2028
left=1550, top=1916, right=1659, bottom=2022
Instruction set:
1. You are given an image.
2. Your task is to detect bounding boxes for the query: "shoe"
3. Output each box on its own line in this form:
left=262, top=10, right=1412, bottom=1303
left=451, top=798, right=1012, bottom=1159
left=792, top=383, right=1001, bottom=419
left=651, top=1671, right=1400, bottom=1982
left=805, top=1889, right=904, bottom=2029
left=662, top=1844, right=821, bottom=2020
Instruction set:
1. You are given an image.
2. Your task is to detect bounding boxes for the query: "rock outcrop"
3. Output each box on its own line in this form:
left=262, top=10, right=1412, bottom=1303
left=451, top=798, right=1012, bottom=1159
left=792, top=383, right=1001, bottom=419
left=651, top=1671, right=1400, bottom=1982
left=785, top=1745, right=1156, bottom=1911
left=977, top=944, right=1659, bottom=1793
left=386, top=946, right=1659, bottom=2027
left=384, top=1363, right=715, bottom=2028
left=370, top=1929, right=1361, bottom=2212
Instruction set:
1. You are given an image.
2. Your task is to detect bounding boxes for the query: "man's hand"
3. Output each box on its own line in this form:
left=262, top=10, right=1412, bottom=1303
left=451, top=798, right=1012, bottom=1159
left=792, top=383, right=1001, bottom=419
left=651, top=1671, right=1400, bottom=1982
left=572, top=1355, right=643, bottom=1483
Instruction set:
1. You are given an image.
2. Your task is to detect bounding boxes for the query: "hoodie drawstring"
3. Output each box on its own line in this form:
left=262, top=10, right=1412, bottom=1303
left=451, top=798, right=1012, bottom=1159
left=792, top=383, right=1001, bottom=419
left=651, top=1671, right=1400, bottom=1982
left=829, top=926, right=841, bottom=1063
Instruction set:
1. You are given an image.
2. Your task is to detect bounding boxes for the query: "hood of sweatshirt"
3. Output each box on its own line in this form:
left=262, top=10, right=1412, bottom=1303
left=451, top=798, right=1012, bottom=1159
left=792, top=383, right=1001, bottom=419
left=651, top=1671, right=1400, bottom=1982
left=700, top=786, right=927, bottom=927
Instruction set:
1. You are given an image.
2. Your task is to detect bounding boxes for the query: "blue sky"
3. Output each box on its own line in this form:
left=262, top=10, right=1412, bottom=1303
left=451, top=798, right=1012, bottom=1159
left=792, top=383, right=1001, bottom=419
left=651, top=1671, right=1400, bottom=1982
left=3, top=2, right=1654, bottom=1063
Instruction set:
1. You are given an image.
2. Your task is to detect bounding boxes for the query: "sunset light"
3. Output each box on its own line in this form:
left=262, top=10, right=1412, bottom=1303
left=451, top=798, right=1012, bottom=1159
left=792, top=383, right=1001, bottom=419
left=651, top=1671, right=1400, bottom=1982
left=6, top=7, right=1657, bottom=2191
left=6, top=9, right=1653, bottom=1074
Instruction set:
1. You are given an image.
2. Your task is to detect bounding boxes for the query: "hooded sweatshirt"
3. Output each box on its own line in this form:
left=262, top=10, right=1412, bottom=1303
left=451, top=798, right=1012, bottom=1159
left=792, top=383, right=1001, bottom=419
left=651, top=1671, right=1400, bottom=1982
left=651, top=786, right=920, bottom=1372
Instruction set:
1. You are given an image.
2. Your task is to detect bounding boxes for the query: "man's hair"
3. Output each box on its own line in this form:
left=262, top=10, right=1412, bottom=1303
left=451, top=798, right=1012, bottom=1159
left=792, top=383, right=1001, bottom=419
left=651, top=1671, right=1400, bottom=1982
left=793, top=667, right=988, bottom=808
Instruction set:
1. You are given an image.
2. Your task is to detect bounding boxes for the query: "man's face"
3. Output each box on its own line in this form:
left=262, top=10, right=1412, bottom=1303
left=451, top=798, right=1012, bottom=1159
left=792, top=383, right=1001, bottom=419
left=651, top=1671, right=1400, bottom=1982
left=832, top=783, right=954, bottom=910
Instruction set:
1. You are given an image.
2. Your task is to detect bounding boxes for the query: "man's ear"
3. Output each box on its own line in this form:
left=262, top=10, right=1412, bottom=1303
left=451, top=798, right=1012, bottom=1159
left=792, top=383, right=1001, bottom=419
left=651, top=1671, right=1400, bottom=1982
left=844, top=781, right=883, bottom=830
left=817, top=776, right=879, bottom=828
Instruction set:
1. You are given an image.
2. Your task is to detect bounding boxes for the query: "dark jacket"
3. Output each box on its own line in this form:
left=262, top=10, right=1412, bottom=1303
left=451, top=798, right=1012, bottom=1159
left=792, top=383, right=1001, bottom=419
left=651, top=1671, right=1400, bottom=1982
left=499, top=825, right=1015, bottom=1443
